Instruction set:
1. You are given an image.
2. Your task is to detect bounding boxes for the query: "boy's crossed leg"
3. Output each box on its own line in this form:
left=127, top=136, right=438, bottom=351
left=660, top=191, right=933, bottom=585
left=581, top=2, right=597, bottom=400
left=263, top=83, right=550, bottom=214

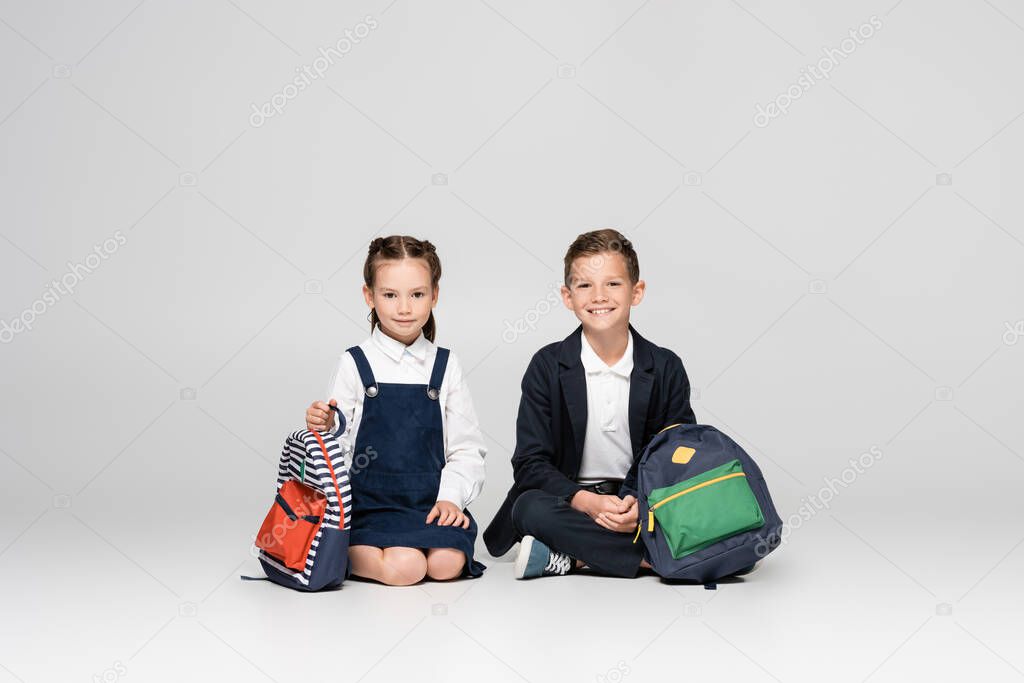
left=511, top=489, right=648, bottom=578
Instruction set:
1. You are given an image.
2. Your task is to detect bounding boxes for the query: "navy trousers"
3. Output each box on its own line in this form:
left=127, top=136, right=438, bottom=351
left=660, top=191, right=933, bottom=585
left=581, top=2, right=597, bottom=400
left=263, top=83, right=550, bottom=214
left=511, top=489, right=645, bottom=578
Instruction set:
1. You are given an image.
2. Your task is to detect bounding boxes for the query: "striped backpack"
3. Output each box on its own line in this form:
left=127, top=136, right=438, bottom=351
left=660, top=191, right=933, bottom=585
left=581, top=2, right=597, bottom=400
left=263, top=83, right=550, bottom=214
left=634, top=423, right=783, bottom=587
left=241, top=405, right=352, bottom=591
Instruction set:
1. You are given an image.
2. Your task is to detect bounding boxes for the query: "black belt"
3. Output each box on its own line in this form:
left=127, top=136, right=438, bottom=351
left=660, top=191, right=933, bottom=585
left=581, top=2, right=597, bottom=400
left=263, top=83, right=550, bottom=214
left=580, top=480, right=622, bottom=495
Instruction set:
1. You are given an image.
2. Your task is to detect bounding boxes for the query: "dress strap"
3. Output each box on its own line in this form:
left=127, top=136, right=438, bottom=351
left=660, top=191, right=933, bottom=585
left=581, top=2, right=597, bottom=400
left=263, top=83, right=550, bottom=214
left=427, top=348, right=449, bottom=400
left=346, top=346, right=379, bottom=397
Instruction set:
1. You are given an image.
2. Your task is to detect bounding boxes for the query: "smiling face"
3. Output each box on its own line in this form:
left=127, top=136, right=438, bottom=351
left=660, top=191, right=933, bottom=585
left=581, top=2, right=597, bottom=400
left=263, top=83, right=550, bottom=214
left=561, top=250, right=645, bottom=334
left=363, top=257, right=438, bottom=345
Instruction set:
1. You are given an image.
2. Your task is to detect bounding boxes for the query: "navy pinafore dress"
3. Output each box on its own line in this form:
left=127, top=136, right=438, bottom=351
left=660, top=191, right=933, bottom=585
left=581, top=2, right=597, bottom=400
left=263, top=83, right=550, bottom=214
left=346, top=345, right=485, bottom=578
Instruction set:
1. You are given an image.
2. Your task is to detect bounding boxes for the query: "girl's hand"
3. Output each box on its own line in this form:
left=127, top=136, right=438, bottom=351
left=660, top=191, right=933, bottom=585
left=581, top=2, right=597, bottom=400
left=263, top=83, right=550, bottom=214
left=426, top=500, right=470, bottom=529
left=306, top=399, right=337, bottom=432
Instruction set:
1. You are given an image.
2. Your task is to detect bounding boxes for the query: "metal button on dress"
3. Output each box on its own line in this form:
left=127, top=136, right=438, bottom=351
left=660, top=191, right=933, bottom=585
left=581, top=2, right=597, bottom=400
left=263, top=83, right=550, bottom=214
left=365, top=385, right=378, bottom=397
left=427, top=388, right=439, bottom=400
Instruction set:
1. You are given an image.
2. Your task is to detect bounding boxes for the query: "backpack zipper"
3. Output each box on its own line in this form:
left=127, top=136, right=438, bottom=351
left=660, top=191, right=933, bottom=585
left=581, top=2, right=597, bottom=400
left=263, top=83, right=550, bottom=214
left=644, top=471, right=748, bottom=534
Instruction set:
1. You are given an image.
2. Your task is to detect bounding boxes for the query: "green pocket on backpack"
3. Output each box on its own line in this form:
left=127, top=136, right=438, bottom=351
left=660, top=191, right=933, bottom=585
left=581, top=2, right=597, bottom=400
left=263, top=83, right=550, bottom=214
left=647, top=459, right=765, bottom=559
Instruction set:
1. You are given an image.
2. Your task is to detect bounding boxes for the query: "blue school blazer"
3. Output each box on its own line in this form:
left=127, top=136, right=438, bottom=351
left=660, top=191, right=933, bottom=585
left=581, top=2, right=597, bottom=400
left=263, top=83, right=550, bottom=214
left=483, top=324, right=697, bottom=557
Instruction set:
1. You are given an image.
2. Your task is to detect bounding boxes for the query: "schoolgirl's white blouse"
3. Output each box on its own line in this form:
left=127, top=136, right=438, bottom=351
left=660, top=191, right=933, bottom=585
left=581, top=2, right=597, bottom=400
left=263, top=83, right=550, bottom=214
left=326, top=326, right=487, bottom=510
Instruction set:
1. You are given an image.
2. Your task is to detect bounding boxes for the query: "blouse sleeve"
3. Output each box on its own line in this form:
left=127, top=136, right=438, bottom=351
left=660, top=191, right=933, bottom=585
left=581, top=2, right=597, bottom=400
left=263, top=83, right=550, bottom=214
left=436, top=352, right=487, bottom=509
left=325, top=353, right=360, bottom=456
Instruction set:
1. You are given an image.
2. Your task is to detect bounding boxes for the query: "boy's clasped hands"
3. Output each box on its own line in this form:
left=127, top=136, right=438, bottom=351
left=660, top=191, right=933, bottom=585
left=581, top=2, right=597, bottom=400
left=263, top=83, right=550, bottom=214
left=570, top=491, right=639, bottom=533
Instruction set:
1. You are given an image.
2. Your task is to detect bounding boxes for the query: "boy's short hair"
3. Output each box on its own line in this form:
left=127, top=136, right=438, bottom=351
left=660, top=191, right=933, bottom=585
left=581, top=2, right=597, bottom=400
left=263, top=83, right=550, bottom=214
left=563, top=228, right=640, bottom=287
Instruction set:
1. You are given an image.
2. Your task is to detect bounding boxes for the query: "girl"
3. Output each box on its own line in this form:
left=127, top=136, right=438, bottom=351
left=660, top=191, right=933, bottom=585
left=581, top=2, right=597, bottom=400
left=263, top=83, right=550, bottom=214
left=305, top=235, right=487, bottom=585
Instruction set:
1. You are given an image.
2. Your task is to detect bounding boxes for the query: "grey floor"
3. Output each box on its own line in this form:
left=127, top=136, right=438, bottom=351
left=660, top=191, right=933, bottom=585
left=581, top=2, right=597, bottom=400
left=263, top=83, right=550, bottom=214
left=1, top=514, right=1022, bottom=682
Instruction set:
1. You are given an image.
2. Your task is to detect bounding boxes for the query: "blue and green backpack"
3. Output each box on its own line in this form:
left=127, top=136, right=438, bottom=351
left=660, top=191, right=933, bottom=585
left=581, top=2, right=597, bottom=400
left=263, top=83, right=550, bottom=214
left=634, top=423, right=783, bottom=585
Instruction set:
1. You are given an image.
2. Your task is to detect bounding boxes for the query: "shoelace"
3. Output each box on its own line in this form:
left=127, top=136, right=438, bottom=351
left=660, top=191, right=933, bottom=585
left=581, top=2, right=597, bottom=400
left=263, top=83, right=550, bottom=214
left=544, top=552, right=572, bottom=575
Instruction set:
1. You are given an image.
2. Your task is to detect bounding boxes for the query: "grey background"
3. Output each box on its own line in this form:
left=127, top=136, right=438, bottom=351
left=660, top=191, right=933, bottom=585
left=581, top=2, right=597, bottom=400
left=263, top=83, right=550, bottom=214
left=2, top=1, right=1023, bottom=681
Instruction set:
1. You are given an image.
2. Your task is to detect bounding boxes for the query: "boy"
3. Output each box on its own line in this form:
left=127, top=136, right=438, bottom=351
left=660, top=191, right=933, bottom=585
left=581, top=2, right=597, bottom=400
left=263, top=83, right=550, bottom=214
left=483, top=229, right=697, bottom=578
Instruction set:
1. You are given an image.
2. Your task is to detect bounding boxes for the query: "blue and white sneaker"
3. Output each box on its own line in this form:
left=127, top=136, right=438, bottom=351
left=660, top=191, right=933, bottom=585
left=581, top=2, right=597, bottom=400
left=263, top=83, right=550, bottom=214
left=514, top=535, right=574, bottom=579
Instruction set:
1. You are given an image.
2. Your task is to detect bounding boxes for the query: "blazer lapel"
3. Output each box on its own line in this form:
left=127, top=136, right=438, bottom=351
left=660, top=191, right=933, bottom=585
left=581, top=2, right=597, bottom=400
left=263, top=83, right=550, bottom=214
left=558, top=327, right=588, bottom=470
left=628, top=325, right=655, bottom=457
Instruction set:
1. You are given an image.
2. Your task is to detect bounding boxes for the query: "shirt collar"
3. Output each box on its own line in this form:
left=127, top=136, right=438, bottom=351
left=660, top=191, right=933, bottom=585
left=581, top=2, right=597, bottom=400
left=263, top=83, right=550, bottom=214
left=580, top=330, right=633, bottom=378
left=371, top=325, right=430, bottom=363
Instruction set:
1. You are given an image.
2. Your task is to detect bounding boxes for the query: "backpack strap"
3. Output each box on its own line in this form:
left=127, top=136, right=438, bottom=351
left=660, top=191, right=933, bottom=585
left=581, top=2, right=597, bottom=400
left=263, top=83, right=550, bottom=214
left=346, top=346, right=379, bottom=397
left=312, top=429, right=347, bottom=530
left=427, top=347, right=449, bottom=400
left=303, top=404, right=345, bottom=483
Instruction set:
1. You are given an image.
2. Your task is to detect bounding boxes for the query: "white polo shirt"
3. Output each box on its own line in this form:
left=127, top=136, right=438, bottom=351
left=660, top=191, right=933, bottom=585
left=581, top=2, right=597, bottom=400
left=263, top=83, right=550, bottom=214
left=576, top=331, right=634, bottom=485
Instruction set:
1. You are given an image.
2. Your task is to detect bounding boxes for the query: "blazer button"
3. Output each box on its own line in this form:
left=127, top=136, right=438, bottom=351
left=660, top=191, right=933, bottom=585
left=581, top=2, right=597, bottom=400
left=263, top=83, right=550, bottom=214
left=365, top=386, right=378, bottom=397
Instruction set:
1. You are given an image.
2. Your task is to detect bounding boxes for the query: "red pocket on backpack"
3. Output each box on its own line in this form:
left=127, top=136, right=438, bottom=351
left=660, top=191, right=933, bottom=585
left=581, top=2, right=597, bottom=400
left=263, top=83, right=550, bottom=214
left=255, top=480, right=327, bottom=570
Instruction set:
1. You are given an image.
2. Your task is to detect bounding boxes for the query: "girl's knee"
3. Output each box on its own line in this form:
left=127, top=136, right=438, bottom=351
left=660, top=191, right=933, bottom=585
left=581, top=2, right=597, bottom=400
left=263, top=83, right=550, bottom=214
left=348, top=544, right=382, bottom=579
left=380, top=547, right=427, bottom=586
left=425, top=548, right=465, bottom=581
